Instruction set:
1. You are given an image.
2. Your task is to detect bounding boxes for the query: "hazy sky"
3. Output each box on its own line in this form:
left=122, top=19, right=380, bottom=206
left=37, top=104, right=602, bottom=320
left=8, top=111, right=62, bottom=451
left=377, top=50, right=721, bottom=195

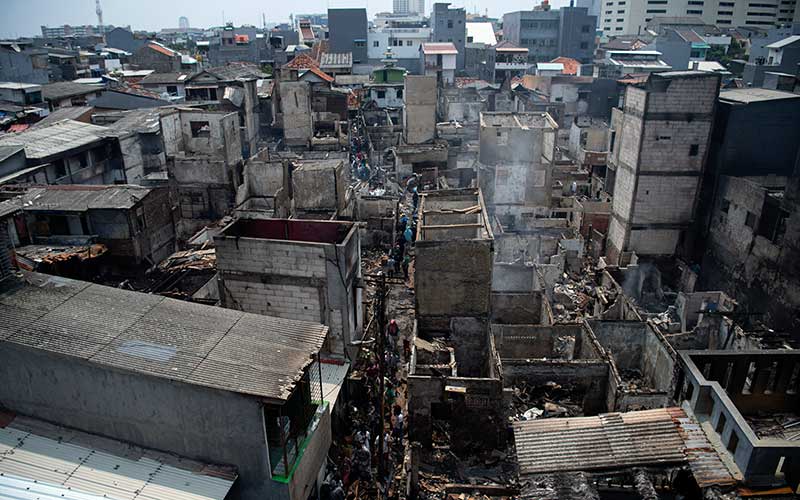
left=0, top=0, right=573, bottom=38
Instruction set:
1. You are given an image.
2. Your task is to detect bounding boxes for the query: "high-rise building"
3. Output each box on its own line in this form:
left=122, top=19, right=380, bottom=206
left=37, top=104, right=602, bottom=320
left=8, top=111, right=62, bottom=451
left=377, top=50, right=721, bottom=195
left=503, top=6, right=597, bottom=63
left=179, top=16, right=190, bottom=29
left=599, top=0, right=800, bottom=36
left=606, top=71, right=720, bottom=262
left=40, top=24, right=115, bottom=38
left=394, top=0, right=426, bottom=15
left=328, top=8, right=369, bottom=65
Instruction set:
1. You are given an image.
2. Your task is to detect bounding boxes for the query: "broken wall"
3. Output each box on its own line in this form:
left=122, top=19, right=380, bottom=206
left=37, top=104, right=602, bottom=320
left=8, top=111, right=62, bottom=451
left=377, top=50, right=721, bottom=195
left=403, top=76, right=437, bottom=144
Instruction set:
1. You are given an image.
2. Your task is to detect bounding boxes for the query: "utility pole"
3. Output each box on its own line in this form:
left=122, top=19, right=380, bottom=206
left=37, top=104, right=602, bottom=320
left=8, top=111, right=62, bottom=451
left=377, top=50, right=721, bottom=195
left=376, top=271, right=387, bottom=480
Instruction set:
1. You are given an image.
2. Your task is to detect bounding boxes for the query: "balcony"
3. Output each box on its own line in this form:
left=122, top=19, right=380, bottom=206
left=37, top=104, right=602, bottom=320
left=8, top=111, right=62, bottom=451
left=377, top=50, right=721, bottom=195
left=269, top=402, right=331, bottom=483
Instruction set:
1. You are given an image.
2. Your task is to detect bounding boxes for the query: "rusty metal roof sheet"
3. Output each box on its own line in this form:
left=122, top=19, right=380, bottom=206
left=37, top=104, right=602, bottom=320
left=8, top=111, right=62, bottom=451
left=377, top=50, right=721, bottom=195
left=0, top=272, right=328, bottom=401
left=668, top=407, right=738, bottom=488
left=514, top=408, right=687, bottom=475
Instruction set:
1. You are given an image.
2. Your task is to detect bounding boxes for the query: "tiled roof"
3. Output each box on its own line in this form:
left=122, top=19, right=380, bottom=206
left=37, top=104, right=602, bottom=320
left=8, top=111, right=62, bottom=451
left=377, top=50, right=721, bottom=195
left=550, top=56, right=580, bottom=75
left=0, top=272, right=328, bottom=401
left=421, top=42, right=458, bottom=55
left=305, top=66, right=335, bottom=83
left=139, top=71, right=193, bottom=84
left=146, top=41, right=177, bottom=57
left=205, top=62, right=266, bottom=81
left=283, top=53, right=319, bottom=70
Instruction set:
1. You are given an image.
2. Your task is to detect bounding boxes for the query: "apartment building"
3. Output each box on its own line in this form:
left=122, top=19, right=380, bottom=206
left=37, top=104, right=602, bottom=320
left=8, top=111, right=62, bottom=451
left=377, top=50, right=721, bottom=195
left=600, top=0, right=800, bottom=35
left=503, top=6, right=597, bottom=63
left=431, top=3, right=467, bottom=69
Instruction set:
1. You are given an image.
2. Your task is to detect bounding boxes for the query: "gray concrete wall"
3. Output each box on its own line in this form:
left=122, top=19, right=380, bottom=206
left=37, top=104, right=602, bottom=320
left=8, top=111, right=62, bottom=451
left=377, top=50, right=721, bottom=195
left=403, top=76, right=437, bottom=144
left=415, top=238, right=493, bottom=330
left=0, top=342, right=287, bottom=500
left=608, top=73, right=719, bottom=261
left=279, top=82, right=314, bottom=147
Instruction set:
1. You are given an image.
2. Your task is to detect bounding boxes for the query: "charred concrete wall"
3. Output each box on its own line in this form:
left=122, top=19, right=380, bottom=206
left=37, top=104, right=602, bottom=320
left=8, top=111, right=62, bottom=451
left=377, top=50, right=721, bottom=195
left=279, top=81, right=314, bottom=147
left=403, top=76, right=437, bottom=144
left=701, top=174, right=800, bottom=330
left=680, top=350, right=800, bottom=488
left=495, top=324, right=611, bottom=414
left=478, top=112, right=558, bottom=221
left=291, top=160, right=349, bottom=215
left=587, top=320, right=675, bottom=411
left=491, top=292, right=545, bottom=325
left=415, top=190, right=494, bottom=332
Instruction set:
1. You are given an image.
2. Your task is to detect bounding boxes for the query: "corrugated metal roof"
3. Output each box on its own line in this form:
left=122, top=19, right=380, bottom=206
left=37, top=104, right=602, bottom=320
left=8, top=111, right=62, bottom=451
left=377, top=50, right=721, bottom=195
left=669, top=408, right=738, bottom=487
left=765, top=35, right=800, bottom=49
left=0, top=425, right=236, bottom=500
left=514, top=408, right=687, bottom=476
left=41, top=82, right=104, bottom=101
left=421, top=42, right=458, bottom=55
left=31, top=106, right=94, bottom=128
left=0, top=119, right=108, bottom=159
left=0, top=272, right=328, bottom=401
left=19, top=185, right=153, bottom=212
left=139, top=72, right=194, bottom=84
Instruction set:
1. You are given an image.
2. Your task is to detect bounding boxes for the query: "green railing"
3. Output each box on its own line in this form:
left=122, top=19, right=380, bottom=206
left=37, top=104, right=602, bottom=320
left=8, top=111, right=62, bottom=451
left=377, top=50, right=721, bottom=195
left=270, top=401, right=328, bottom=483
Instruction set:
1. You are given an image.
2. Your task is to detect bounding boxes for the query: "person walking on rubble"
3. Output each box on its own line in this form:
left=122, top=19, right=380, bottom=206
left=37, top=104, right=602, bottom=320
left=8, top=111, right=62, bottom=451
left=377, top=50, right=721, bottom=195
left=412, top=187, right=419, bottom=211
left=402, top=253, right=411, bottom=281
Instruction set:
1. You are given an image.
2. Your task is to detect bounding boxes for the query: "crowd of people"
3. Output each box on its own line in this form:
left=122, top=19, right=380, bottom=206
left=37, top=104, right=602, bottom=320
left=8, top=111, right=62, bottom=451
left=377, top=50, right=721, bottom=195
left=323, top=314, right=409, bottom=498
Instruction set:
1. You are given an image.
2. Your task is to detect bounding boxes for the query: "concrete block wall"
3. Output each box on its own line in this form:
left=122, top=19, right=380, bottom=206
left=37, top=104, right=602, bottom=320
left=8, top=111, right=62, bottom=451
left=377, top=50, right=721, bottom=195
left=0, top=343, right=281, bottom=500
left=221, top=280, right=323, bottom=323
left=216, top=237, right=328, bottom=279
left=403, top=76, right=437, bottom=144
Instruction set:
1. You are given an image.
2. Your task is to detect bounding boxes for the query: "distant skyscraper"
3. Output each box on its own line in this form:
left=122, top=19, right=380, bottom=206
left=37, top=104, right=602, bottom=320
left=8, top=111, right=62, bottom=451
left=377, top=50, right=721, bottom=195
left=179, top=16, right=189, bottom=29
left=394, top=0, right=425, bottom=15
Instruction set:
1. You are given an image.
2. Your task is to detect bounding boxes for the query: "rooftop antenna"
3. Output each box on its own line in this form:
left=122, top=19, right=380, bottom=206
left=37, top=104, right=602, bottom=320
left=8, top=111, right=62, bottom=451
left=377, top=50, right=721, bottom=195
left=222, top=10, right=226, bottom=26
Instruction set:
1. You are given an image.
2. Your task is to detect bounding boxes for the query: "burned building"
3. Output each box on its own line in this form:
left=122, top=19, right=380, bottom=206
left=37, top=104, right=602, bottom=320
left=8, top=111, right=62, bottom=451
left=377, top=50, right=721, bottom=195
left=215, top=218, right=362, bottom=359
left=478, top=111, right=558, bottom=228
left=679, top=350, right=800, bottom=490
left=185, top=64, right=265, bottom=158
left=166, top=109, right=244, bottom=239
left=6, top=184, right=175, bottom=275
left=606, top=71, right=720, bottom=263
left=403, top=75, right=437, bottom=145
left=409, top=189, right=505, bottom=449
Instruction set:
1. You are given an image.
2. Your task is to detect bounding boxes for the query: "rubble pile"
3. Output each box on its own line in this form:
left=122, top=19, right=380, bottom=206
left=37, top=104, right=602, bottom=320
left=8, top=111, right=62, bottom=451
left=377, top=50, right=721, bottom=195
left=508, top=381, right=583, bottom=422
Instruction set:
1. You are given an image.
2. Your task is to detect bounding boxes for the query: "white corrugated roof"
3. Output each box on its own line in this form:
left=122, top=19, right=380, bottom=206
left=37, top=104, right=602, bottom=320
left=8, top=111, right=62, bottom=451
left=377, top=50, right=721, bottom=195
left=0, top=426, right=236, bottom=500
left=537, top=63, right=564, bottom=71
left=765, top=35, right=800, bottom=49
